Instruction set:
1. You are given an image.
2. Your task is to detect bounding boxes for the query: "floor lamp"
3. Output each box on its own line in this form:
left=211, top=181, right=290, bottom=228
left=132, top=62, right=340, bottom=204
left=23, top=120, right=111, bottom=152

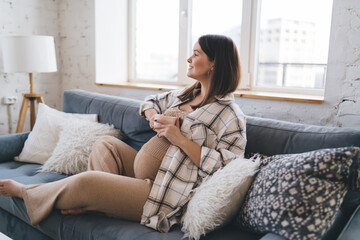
left=1, top=36, right=57, bottom=133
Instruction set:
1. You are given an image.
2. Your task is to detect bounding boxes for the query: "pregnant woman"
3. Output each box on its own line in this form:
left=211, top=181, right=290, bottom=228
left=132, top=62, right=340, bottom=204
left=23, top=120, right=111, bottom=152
left=0, top=34, right=246, bottom=233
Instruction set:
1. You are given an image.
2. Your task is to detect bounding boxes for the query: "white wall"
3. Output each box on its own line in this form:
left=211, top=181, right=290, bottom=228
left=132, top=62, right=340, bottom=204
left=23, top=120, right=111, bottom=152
left=0, top=0, right=61, bottom=134
left=0, top=0, right=359, bottom=135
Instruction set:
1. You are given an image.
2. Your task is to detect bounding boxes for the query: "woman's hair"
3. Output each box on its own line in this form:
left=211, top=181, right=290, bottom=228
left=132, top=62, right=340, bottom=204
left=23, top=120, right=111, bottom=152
left=178, top=34, right=241, bottom=109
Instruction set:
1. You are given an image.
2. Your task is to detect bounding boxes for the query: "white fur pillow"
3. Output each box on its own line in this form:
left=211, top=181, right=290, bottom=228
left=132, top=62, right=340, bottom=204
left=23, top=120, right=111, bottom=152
left=40, top=118, right=125, bottom=175
left=181, top=158, right=260, bottom=240
left=16, top=103, right=98, bottom=164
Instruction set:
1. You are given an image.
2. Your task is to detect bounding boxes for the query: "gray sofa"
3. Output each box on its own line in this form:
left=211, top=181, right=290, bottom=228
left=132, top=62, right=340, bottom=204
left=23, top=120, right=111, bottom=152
left=0, top=89, right=360, bottom=240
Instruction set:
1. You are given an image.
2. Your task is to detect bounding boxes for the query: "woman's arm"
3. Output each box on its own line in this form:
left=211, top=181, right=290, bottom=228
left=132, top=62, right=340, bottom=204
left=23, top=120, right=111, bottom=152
left=176, top=137, right=201, bottom=167
left=155, top=118, right=246, bottom=170
left=154, top=119, right=201, bottom=167
left=155, top=103, right=247, bottom=172
left=196, top=113, right=246, bottom=177
left=139, top=89, right=183, bottom=117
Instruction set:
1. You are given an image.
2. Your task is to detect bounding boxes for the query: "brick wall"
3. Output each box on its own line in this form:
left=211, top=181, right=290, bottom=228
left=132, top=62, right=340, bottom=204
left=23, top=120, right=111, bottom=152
left=0, top=0, right=61, bottom=134
left=0, top=0, right=359, bottom=135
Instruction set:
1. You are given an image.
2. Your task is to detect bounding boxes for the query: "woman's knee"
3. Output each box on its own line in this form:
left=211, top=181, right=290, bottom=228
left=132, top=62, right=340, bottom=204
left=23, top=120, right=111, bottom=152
left=89, top=136, right=120, bottom=163
left=92, top=136, right=119, bottom=150
left=73, top=171, right=102, bottom=190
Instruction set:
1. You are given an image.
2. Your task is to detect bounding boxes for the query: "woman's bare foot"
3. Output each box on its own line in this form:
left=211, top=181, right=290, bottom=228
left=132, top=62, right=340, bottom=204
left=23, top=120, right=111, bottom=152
left=61, top=209, right=86, bottom=215
left=0, top=179, right=24, bottom=198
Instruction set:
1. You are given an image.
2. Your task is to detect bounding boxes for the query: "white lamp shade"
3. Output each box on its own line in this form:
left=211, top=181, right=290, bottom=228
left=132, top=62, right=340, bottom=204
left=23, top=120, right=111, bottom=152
left=1, top=35, right=57, bottom=73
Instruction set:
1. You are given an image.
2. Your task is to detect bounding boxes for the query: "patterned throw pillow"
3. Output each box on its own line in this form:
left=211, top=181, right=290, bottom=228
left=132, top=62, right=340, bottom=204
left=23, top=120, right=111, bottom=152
left=235, top=147, right=360, bottom=240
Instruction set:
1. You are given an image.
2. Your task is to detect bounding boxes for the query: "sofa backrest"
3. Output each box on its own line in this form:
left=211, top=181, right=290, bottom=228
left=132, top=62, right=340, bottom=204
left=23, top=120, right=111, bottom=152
left=245, top=116, right=360, bottom=156
left=63, top=89, right=155, bottom=151
left=63, top=89, right=360, bottom=154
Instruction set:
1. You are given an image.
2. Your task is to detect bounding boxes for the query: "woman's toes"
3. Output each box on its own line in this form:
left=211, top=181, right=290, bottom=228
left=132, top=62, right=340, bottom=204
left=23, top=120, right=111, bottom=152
left=0, top=180, right=24, bottom=198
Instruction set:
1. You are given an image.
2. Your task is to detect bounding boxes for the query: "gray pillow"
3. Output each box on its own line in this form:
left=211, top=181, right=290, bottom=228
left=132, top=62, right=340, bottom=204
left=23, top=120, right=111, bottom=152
left=235, top=146, right=360, bottom=240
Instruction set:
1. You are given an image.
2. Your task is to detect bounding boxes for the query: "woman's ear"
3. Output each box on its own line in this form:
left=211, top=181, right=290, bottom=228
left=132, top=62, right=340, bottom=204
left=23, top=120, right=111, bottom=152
left=210, top=62, right=215, bottom=71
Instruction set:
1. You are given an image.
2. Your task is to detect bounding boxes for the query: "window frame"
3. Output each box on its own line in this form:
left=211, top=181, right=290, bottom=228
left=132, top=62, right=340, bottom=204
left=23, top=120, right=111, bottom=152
left=126, top=0, right=329, bottom=97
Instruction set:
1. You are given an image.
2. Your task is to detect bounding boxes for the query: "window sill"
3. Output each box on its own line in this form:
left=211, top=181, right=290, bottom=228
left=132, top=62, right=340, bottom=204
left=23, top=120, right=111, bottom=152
left=95, top=82, right=324, bottom=103
left=235, top=90, right=324, bottom=103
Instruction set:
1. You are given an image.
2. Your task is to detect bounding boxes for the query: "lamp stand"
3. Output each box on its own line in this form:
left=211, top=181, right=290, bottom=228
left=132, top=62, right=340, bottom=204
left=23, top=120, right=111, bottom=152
left=16, top=73, right=44, bottom=133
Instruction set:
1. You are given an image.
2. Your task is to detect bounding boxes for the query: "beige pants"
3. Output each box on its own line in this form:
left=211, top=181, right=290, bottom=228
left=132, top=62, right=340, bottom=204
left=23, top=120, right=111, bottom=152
left=22, top=136, right=153, bottom=226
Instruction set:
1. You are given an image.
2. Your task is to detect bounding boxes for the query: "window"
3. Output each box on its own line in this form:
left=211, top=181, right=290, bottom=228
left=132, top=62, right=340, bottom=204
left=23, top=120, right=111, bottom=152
left=255, top=0, right=333, bottom=94
left=132, top=0, right=179, bottom=82
left=125, top=0, right=333, bottom=96
left=191, top=0, right=242, bottom=52
left=129, top=0, right=243, bottom=85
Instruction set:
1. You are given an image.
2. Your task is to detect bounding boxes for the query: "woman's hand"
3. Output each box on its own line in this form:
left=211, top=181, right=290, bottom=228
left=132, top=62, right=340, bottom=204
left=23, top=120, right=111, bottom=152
left=154, top=115, right=178, bottom=126
left=149, top=114, right=162, bottom=131
left=154, top=117, right=201, bottom=167
left=153, top=116, right=183, bottom=145
left=150, top=114, right=177, bottom=133
left=144, top=109, right=158, bottom=130
left=145, top=109, right=178, bottom=133
left=153, top=115, right=202, bottom=167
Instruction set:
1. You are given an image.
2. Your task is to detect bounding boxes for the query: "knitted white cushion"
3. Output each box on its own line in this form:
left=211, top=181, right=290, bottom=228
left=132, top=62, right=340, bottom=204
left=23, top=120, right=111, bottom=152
left=181, top=158, right=259, bottom=240
left=40, top=118, right=124, bottom=175
left=16, top=103, right=98, bottom=164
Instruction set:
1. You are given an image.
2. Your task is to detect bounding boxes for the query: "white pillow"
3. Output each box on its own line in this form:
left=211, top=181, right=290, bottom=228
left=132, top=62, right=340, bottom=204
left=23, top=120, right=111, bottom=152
left=181, top=158, right=260, bottom=240
left=15, top=103, right=98, bottom=164
left=39, top=118, right=125, bottom=175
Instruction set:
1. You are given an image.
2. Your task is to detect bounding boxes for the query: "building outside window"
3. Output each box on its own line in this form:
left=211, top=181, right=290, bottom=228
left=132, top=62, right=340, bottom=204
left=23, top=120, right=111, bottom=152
left=255, top=0, right=333, bottom=95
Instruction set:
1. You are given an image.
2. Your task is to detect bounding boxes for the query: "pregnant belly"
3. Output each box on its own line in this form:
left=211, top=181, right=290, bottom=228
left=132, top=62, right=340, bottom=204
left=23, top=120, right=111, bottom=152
left=133, top=136, right=170, bottom=181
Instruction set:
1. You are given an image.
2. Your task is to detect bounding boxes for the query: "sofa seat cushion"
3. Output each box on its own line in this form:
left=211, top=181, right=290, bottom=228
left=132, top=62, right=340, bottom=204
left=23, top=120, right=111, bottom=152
left=0, top=161, right=264, bottom=240
left=0, top=161, right=68, bottom=184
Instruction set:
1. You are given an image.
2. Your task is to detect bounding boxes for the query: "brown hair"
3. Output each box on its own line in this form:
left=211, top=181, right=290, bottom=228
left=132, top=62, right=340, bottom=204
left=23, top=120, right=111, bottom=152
left=178, top=34, right=241, bottom=109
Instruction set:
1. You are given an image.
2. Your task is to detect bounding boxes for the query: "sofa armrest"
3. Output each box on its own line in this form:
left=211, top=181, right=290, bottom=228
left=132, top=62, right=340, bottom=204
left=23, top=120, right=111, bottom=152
left=0, top=132, right=29, bottom=163
left=337, top=205, right=360, bottom=240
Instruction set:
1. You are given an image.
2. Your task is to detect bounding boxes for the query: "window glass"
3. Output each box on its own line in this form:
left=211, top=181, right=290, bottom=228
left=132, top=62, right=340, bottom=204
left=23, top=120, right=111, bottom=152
left=191, top=0, right=242, bottom=51
left=134, top=0, right=179, bottom=81
left=256, top=0, right=333, bottom=89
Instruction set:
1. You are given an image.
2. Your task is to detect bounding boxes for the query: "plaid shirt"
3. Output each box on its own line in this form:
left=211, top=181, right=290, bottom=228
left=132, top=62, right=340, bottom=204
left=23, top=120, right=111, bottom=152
left=139, top=89, right=247, bottom=232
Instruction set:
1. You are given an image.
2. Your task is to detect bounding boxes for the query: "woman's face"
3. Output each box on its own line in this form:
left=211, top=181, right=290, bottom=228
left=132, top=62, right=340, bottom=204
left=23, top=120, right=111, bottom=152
left=187, top=42, right=214, bottom=81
